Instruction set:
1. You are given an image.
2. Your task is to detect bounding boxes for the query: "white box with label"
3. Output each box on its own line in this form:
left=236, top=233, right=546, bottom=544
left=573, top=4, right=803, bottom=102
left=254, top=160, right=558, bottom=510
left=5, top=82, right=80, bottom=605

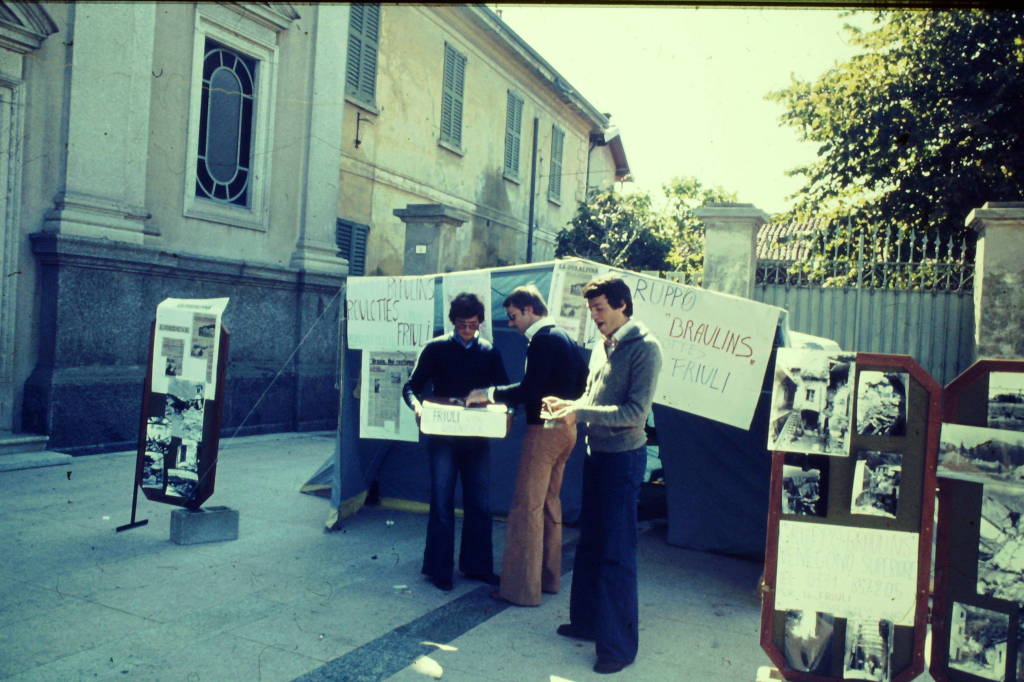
left=420, top=401, right=510, bottom=438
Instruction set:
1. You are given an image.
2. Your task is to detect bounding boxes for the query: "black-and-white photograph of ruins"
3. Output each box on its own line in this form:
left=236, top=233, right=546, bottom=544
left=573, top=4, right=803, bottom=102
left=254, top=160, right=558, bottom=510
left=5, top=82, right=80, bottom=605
left=977, top=484, right=1024, bottom=604
left=769, top=349, right=855, bottom=457
left=989, top=372, right=1024, bottom=433
left=856, top=371, right=907, bottom=437
left=948, top=602, right=1009, bottom=682
left=782, top=464, right=827, bottom=517
left=939, top=423, right=1024, bottom=485
left=783, top=610, right=834, bottom=674
left=843, top=617, right=893, bottom=681
left=851, top=450, right=902, bottom=519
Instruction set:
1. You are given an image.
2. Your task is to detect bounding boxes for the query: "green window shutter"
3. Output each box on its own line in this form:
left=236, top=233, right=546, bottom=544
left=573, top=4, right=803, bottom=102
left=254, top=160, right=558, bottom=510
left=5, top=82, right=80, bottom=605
left=504, top=91, right=523, bottom=177
left=441, top=43, right=466, bottom=147
left=346, top=4, right=379, bottom=106
left=336, top=219, right=371, bottom=276
left=548, top=125, right=564, bottom=201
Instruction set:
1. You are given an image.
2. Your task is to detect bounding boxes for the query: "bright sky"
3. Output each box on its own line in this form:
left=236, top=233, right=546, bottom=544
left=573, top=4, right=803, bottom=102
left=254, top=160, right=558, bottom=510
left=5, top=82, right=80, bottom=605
left=497, top=4, right=873, bottom=217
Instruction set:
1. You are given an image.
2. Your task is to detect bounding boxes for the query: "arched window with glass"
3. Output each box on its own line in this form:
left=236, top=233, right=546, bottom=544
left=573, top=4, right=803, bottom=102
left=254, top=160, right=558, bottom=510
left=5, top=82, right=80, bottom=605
left=195, top=39, right=257, bottom=207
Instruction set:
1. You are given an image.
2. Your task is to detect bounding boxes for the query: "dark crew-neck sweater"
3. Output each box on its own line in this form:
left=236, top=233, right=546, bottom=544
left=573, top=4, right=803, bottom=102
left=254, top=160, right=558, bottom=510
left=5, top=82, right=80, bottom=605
left=402, top=333, right=509, bottom=408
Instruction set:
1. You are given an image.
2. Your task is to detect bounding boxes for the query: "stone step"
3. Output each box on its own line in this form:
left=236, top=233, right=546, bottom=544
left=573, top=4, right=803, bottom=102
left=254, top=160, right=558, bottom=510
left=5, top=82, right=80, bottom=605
left=0, top=432, right=49, bottom=456
left=0, top=450, right=74, bottom=473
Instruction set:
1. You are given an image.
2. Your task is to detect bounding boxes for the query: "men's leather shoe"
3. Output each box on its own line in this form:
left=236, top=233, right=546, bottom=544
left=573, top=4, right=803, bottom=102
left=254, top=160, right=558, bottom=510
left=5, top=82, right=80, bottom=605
left=556, top=623, right=594, bottom=641
left=431, top=576, right=453, bottom=591
left=464, top=572, right=500, bottom=585
left=593, top=659, right=630, bottom=674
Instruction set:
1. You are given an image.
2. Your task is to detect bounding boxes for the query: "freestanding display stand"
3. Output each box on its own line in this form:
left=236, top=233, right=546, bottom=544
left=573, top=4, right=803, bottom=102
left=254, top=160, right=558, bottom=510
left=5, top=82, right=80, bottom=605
left=119, top=316, right=230, bottom=532
left=930, top=359, right=1024, bottom=682
left=760, top=352, right=941, bottom=682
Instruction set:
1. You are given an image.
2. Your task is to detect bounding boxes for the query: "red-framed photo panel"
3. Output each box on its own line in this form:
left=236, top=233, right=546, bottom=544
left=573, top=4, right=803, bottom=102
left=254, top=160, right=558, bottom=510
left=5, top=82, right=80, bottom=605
left=931, top=358, right=1024, bottom=682
left=133, top=321, right=230, bottom=510
left=761, top=352, right=941, bottom=682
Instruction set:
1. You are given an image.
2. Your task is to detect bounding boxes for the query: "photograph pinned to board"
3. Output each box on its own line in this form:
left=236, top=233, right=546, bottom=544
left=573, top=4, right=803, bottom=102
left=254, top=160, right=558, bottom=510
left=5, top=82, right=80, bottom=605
left=768, top=348, right=856, bottom=456
left=947, top=602, right=1010, bottom=682
left=141, top=416, right=171, bottom=490
left=989, top=372, right=1024, bottom=433
left=938, top=423, right=1024, bottom=485
left=783, top=610, right=834, bottom=675
left=977, top=483, right=1024, bottom=604
left=843, top=618, right=894, bottom=682
left=782, top=460, right=828, bottom=517
left=359, top=350, right=419, bottom=443
left=851, top=450, right=902, bottom=519
left=856, top=371, right=908, bottom=437
left=441, top=270, right=493, bottom=343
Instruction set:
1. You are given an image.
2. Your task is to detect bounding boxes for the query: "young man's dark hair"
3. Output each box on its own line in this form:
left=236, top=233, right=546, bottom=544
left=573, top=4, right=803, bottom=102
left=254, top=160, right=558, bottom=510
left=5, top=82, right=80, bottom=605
left=502, top=285, right=548, bottom=316
left=448, top=292, right=486, bottom=323
left=582, top=275, right=633, bottom=317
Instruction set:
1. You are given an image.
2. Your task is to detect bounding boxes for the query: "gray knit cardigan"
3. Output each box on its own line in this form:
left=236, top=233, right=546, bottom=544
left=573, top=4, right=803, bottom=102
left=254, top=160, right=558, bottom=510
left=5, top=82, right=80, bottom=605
left=573, top=320, right=662, bottom=453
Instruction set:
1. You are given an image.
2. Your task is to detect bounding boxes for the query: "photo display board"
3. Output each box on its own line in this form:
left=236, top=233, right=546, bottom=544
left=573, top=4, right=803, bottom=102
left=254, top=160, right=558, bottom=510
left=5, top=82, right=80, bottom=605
left=136, top=298, right=230, bottom=509
left=761, top=352, right=941, bottom=682
left=930, top=359, right=1024, bottom=682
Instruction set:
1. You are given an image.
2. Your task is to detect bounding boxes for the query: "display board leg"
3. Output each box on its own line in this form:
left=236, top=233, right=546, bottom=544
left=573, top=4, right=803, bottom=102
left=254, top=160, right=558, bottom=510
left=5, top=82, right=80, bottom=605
left=116, top=451, right=149, bottom=532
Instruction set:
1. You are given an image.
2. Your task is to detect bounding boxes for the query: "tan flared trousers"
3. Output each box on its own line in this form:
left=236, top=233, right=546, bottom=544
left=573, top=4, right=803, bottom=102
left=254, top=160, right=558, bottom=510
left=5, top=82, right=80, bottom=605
left=497, top=422, right=577, bottom=606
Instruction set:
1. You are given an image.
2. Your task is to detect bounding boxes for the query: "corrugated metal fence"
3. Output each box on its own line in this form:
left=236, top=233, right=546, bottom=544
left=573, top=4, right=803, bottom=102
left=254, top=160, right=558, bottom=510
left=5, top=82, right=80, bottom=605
left=754, top=285, right=974, bottom=386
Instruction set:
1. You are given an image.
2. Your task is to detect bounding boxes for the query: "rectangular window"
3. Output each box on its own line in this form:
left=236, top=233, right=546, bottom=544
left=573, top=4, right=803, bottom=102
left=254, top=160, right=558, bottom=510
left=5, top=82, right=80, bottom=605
left=440, top=42, right=466, bottom=149
left=345, top=4, right=379, bottom=108
left=336, top=219, right=370, bottom=276
left=503, top=91, right=523, bottom=179
left=548, top=125, right=565, bottom=202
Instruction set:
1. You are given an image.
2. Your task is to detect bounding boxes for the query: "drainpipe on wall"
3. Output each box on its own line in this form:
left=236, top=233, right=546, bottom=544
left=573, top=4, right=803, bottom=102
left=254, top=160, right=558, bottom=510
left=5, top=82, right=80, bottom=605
left=526, top=117, right=539, bottom=263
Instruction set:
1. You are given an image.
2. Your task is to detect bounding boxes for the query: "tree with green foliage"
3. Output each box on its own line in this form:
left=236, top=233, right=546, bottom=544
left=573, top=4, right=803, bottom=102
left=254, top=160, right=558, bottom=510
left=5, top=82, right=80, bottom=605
left=555, top=177, right=738, bottom=279
left=770, top=10, right=1024, bottom=247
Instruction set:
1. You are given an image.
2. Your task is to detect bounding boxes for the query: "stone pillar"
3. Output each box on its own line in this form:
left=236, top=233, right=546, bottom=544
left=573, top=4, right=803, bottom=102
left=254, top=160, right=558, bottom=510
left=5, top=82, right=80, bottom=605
left=42, top=3, right=156, bottom=244
left=966, top=202, right=1024, bottom=359
left=289, top=3, right=350, bottom=277
left=395, top=204, right=471, bottom=275
left=694, top=203, right=768, bottom=299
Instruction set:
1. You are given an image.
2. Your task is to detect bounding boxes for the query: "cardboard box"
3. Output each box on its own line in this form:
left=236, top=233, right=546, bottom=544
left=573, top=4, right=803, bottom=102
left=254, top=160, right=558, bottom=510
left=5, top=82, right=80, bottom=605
left=420, top=401, right=510, bottom=438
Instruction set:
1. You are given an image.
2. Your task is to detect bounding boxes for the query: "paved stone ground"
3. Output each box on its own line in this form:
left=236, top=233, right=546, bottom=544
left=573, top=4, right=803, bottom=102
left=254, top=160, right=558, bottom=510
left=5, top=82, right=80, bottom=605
left=0, top=431, right=786, bottom=681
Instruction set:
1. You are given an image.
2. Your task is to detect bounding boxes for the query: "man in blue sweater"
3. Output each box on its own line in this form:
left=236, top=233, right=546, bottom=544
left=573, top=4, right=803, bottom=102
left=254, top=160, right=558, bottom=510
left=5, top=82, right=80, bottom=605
left=402, top=293, right=509, bottom=592
left=543, top=274, right=662, bottom=675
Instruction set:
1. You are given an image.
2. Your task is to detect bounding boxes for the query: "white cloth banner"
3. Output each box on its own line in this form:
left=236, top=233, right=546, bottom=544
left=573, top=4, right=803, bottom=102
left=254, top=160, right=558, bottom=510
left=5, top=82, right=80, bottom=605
left=605, top=266, right=782, bottom=430
left=774, top=521, right=919, bottom=626
left=359, top=350, right=419, bottom=442
left=441, top=270, right=493, bottom=342
left=151, top=297, right=229, bottom=400
left=347, top=276, right=436, bottom=351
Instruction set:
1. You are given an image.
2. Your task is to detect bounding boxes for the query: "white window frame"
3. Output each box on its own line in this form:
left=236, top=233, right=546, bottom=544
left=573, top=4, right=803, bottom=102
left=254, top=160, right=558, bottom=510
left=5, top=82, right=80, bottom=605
left=183, top=6, right=279, bottom=232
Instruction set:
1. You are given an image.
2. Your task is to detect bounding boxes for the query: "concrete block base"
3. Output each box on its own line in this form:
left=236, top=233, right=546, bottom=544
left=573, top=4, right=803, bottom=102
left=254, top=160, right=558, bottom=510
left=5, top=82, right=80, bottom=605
left=170, top=506, right=239, bottom=545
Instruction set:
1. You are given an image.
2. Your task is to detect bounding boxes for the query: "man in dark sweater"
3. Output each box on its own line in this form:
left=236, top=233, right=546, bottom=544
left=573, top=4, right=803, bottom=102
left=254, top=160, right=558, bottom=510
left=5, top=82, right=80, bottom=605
left=467, top=284, right=586, bottom=606
left=543, top=274, right=662, bottom=675
left=402, top=293, right=509, bottom=592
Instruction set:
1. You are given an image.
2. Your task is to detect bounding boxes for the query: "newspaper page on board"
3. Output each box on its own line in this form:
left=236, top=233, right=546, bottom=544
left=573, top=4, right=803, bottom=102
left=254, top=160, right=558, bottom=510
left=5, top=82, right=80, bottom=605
left=151, top=298, right=229, bottom=400
left=359, top=350, right=419, bottom=442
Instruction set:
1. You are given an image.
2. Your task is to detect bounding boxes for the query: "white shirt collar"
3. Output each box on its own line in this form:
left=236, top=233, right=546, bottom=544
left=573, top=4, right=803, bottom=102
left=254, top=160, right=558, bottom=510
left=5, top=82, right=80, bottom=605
left=524, top=317, right=553, bottom=342
left=605, top=320, right=636, bottom=348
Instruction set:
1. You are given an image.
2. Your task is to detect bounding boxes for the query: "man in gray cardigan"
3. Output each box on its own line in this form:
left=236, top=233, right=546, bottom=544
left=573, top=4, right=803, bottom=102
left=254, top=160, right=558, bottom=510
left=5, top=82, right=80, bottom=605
left=543, top=273, right=662, bottom=675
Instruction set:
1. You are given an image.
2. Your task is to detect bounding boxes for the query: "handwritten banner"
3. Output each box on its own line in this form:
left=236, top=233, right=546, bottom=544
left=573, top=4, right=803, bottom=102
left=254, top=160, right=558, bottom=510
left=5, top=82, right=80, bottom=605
left=347, top=276, right=436, bottom=351
left=605, top=266, right=782, bottom=430
left=774, top=521, right=919, bottom=626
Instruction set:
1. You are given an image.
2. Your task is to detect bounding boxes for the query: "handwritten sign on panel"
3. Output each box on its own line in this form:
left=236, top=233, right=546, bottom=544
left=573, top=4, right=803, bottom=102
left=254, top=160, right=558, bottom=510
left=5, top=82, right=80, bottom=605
left=347, top=276, right=436, bottom=351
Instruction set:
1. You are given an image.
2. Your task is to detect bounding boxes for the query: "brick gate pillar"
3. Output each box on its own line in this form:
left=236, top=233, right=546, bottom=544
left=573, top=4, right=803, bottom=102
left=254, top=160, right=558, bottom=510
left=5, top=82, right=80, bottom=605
left=394, top=204, right=471, bottom=276
left=694, top=203, right=768, bottom=299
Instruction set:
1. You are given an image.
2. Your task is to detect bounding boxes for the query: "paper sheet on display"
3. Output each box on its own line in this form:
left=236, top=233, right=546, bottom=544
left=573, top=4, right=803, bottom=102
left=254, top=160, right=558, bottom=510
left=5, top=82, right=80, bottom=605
left=548, top=260, right=608, bottom=347
left=347, top=276, right=436, bottom=351
left=774, top=521, right=919, bottom=626
left=151, top=298, right=229, bottom=400
left=359, top=350, right=419, bottom=442
left=441, top=270, right=493, bottom=342
left=603, top=266, right=782, bottom=430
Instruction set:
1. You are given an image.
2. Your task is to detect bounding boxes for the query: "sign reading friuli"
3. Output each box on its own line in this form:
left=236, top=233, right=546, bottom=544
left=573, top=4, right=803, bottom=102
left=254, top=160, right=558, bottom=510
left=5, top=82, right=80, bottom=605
left=605, top=265, right=783, bottom=430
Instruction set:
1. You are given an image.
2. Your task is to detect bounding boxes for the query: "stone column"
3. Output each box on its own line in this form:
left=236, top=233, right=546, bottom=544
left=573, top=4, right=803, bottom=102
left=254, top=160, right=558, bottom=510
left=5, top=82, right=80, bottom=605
left=966, top=202, right=1024, bottom=359
left=289, top=3, right=350, bottom=277
left=694, top=203, right=768, bottom=299
left=394, top=204, right=471, bottom=275
left=42, top=3, right=156, bottom=243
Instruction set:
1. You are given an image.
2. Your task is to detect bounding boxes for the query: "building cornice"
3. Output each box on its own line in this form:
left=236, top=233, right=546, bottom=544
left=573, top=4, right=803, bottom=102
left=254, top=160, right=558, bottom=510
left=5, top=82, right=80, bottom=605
left=0, top=1, right=58, bottom=54
left=220, top=2, right=300, bottom=32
